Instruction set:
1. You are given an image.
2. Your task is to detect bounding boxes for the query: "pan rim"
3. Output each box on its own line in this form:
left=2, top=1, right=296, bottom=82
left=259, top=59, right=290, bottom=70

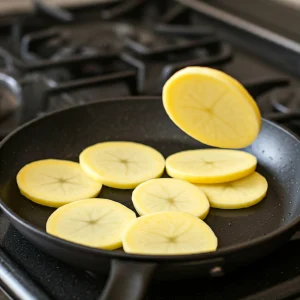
left=0, top=96, right=299, bottom=262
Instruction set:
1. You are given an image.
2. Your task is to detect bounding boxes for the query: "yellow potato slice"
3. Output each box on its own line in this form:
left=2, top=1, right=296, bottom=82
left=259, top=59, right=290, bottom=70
left=166, top=149, right=257, bottom=184
left=132, top=178, right=210, bottom=219
left=17, top=159, right=102, bottom=207
left=196, top=172, right=268, bottom=209
left=123, top=211, right=217, bottom=255
left=79, top=141, right=165, bottom=189
left=46, top=198, right=136, bottom=249
left=163, top=66, right=261, bottom=149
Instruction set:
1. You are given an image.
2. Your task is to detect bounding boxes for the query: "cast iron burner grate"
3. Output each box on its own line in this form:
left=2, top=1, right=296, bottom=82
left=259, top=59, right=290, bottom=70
left=0, top=0, right=299, bottom=137
left=0, top=0, right=235, bottom=133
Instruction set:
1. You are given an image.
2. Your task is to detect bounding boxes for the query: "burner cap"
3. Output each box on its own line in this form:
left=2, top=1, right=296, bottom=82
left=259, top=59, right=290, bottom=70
left=271, top=86, right=300, bottom=113
left=256, top=86, right=300, bottom=115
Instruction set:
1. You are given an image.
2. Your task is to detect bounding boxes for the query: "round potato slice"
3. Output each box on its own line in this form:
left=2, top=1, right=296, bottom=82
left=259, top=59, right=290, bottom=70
left=46, top=198, right=136, bottom=249
left=166, top=149, right=257, bottom=184
left=196, top=172, right=268, bottom=209
left=79, top=141, right=165, bottom=189
left=163, top=66, right=261, bottom=149
left=132, top=178, right=210, bottom=219
left=17, top=159, right=102, bottom=207
left=123, top=211, right=217, bottom=255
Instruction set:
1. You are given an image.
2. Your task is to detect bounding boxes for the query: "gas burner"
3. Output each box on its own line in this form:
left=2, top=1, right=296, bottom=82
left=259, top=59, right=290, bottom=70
left=0, top=74, right=22, bottom=122
left=270, top=86, right=300, bottom=114
left=254, top=83, right=300, bottom=134
left=256, top=85, right=290, bottom=115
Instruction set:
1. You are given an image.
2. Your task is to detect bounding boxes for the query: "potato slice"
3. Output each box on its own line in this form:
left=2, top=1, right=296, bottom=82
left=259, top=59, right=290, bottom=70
left=163, top=66, right=261, bottom=149
left=123, top=211, right=217, bottom=255
left=196, top=172, right=268, bottom=209
left=166, top=149, right=256, bottom=184
left=46, top=198, right=136, bottom=249
left=79, top=141, right=165, bottom=189
left=17, top=159, right=102, bottom=207
left=132, top=178, right=210, bottom=219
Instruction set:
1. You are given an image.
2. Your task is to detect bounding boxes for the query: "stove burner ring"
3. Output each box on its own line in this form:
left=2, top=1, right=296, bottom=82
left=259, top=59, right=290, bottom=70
left=271, top=86, right=300, bottom=114
left=0, top=73, right=22, bottom=122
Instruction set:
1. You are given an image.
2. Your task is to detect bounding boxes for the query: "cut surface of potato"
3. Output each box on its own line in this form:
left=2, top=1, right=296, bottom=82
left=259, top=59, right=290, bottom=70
left=196, top=172, right=268, bottom=209
left=79, top=141, right=165, bottom=189
left=123, top=211, right=217, bottom=255
left=166, top=149, right=256, bottom=184
left=132, top=178, right=209, bottom=219
left=46, top=198, right=136, bottom=249
left=17, top=159, right=102, bottom=207
left=163, top=66, right=261, bottom=149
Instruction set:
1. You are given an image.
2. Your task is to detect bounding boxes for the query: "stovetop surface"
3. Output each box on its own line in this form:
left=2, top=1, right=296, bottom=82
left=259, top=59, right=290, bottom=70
left=1, top=1, right=300, bottom=300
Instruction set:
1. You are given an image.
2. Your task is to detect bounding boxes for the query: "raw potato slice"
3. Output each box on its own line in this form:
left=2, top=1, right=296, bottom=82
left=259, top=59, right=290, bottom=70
left=17, top=159, right=102, bottom=207
left=166, top=149, right=257, bottom=184
left=196, top=172, right=268, bottom=209
left=79, top=141, right=165, bottom=189
left=132, top=178, right=210, bottom=219
left=123, top=211, right=217, bottom=255
left=163, top=66, right=261, bottom=149
left=46, top=198, right=136, bottom=249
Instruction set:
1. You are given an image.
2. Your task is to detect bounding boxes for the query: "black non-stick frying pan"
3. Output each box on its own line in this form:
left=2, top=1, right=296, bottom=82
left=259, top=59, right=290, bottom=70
left=0, top=96, right=300, bottom=300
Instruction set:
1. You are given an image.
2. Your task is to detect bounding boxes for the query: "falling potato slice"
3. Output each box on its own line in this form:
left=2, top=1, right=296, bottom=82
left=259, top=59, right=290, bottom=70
left=46, top=198, right=136, bottom=249
left=163, top=66, right=261, bottom=149
left=196, top=172, right=268, bottom=209
left=123, top=211, right=217, bottom=255
left=132, top=178, right=210, bottom=219
left=79, top=141, right=165, bottom=189
left=17, top=159, right=102, bottom=207
left=166, top=149, right=257, bottom=184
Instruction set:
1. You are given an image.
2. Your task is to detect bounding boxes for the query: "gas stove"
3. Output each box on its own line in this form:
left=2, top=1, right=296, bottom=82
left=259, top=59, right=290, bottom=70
left=1, top=1, right=300, bottom=300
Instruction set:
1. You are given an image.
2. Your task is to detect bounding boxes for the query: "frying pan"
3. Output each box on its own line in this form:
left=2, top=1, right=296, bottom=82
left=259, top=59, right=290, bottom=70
left=0, top=96, right=300, bottom=300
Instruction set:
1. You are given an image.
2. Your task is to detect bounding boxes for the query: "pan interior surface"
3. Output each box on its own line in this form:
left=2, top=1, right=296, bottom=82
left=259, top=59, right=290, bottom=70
left=0, top=98, right=299, bottom=253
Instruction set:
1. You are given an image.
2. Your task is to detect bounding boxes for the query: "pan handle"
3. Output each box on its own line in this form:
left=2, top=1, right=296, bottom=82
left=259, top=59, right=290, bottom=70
left=98, top=259, right=157, bottom=300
